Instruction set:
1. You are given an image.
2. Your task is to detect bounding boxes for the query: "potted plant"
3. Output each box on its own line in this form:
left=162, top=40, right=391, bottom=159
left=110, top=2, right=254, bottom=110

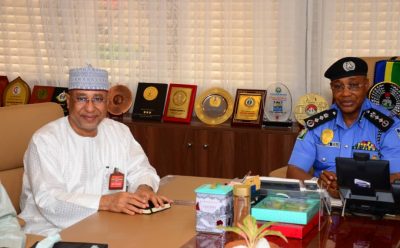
left=219, top=215, right=287, bottom=248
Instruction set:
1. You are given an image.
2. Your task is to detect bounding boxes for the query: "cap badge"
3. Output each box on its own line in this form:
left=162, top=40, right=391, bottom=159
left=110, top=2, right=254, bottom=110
left=343, top=61, right=356, bottom=72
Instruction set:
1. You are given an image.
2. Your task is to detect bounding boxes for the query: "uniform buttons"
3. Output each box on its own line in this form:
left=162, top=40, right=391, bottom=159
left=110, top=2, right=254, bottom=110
left=344, top=145, right=349, bottom=149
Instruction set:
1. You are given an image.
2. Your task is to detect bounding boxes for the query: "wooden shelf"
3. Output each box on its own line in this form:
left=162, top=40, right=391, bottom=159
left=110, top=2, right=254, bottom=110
left=122, top=117, right=300, bottom=178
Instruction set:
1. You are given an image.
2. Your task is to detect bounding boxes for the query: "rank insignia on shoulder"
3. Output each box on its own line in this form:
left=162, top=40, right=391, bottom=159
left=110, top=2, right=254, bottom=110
left=363, top=108, right=394, bottom=132
left=304, top=109, right=337, bottom=130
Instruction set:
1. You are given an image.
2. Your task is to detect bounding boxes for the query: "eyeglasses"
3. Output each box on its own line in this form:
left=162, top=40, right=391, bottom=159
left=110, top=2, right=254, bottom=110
left=330, top=82, right=365, bottom=92
left=74, top=96, right=106, bottom=105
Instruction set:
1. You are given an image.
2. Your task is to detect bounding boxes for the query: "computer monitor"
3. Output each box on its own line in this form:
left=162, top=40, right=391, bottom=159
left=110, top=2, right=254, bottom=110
left=336, top=153, right=391, bottom=196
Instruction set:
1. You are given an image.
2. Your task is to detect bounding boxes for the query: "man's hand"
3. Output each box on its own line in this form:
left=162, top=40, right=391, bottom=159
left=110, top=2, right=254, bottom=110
left=99, top=185, right=172, bottom=215
left=99, top=192, right=149, bottom=215
left=319, top=170, right=340, bottom=198
left=135, top=184, right=172, bottom=208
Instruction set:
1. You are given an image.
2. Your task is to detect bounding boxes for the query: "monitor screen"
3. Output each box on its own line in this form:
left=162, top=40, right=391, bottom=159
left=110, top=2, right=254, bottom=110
left=336, top=153, right=391, bottom=196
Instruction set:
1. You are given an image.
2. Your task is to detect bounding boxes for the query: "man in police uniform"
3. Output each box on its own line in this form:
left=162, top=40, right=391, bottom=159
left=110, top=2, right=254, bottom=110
left=287, top=57, right=400, bottom=198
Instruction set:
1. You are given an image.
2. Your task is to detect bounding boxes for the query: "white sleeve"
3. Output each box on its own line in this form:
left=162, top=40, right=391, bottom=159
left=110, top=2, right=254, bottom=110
left=123, top=128, right=160, bottom=193
left=24, top=139, right=100, bottom=229
left=0, top=183, right=25, bottom=248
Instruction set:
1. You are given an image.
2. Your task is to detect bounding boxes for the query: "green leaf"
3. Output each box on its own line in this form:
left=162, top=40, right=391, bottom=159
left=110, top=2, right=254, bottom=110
left=221, top=215, right=288, bottom=246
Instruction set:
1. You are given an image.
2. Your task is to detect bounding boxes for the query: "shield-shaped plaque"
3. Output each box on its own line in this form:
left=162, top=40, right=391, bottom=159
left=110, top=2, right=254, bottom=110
left=263, top=83, right=292, bottom=127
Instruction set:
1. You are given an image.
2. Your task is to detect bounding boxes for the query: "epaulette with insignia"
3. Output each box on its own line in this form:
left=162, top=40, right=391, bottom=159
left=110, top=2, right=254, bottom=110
left=304, top=109, right=337, bottom=130
left=363, top=108, right=393, bottom=132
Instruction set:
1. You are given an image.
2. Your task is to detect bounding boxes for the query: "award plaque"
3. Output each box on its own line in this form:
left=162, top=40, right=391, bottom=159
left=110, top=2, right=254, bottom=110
left=3, top=76, right=31, bottom=106
left=29, top=85, right=55, bottom=104
left=294, top=93, right=329, bottom=126
left=368, top=82, right=400, bottom=116
left=263, top=83, right=293, bottom=127
left=107, top=85, right=133, bottom=119
left=132, top=82, right=168, bottom=121
left=163, top=83, right=197, bottom=124
left=0, top=76, right=9, bottom=107
left=194, top=87, right=234, bottom=125
left=231, top=89, right=266, bottom=127
left=51, top=87, right=68, bottom=116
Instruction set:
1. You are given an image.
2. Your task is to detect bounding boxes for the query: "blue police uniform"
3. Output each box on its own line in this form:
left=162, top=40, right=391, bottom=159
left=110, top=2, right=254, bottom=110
left=289, top=99, right=400, bottom=177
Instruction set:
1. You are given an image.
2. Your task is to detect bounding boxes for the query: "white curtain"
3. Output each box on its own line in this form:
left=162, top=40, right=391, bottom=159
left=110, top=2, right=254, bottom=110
left=1, top=0, right=400, bottom=112
left=308, top=0, right=400, bottom=103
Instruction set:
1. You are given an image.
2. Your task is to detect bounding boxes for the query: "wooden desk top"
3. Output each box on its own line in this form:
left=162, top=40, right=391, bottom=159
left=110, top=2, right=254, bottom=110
left=58, top=175, right=400, bottom=248
left=60, top=175, right=227, bottom=248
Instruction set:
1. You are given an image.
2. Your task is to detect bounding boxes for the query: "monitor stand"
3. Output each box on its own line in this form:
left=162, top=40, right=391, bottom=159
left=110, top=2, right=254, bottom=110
left=340, top=188, right=396, bottom=218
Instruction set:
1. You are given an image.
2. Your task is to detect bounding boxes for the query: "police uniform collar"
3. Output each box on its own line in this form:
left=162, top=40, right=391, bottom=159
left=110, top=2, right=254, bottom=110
left=357, top=99, right=372, bottom=128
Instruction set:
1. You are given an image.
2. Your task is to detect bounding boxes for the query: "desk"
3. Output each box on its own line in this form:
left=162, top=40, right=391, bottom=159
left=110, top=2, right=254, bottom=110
left=59, top=175, right=400, bottom=248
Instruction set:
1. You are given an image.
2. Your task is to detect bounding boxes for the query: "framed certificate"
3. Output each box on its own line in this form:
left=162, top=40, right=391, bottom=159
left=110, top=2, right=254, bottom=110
left=231, top=89, right=266, bottom=127
left=29, top=85, right=55, bottom=104
left=132, top=82, right=168, bottom=121
left=163, top=83, right=197, bottom=123
left=194, top=87, right=234, bottom=125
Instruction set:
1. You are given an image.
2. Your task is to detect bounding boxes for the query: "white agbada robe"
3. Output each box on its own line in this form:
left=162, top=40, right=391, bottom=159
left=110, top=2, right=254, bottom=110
left=19, top=117, right=160, bottom=236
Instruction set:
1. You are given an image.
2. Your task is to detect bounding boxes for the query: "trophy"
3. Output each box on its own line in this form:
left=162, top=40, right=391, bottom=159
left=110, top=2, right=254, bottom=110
left=263, top=83, right=293, bottom=127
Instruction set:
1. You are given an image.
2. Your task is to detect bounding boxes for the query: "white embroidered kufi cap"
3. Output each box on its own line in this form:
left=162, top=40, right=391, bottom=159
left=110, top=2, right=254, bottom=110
left=69, top=64, right=109, bottom=90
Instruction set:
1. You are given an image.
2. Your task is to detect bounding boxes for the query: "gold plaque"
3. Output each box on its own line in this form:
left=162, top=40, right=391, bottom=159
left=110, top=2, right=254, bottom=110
left=143, top=86, right=158, bottom=101
left=3, top=76, right=31, bottom=106
left=294, top=93, right=329, bottom=126
left=195, top=87, right=234, bottom=125
left=167, top=88, right=191, bottom=118
left=231, top=89, right=266, bottom=127
left=163, top=83, right=197, bottom=123
left=236, top=94, right=262, bottom=120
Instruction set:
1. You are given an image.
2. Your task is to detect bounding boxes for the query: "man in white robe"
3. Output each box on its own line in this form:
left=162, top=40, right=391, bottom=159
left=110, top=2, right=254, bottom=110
left=19, top=65, right=171, bottom=236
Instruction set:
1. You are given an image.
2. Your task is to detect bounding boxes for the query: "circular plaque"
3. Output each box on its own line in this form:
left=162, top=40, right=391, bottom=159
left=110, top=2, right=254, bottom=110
left=107, top=84, right=133, bottom=115
left=195, top=87, right=234, bottom=125
left=143, top=86, right=158, bottom=101
left=3, top=76, right=31, bottom=106
left=294, top=93, right=329, bottom=126
left=368, top=82, right=400, bottom=116
left=172, top=90, right=188, bottom=106
left=264, top=83, right=292, bottom=122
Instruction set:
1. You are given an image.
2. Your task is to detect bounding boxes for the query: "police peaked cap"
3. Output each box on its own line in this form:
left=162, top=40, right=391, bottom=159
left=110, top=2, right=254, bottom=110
left=324, top=57, right=368, bottom=81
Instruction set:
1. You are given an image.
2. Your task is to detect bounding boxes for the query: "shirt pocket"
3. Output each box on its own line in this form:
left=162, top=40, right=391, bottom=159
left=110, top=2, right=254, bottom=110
left=352, top=150, right=380, bottom=160
left=316, top=144, right=340, bottom=167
